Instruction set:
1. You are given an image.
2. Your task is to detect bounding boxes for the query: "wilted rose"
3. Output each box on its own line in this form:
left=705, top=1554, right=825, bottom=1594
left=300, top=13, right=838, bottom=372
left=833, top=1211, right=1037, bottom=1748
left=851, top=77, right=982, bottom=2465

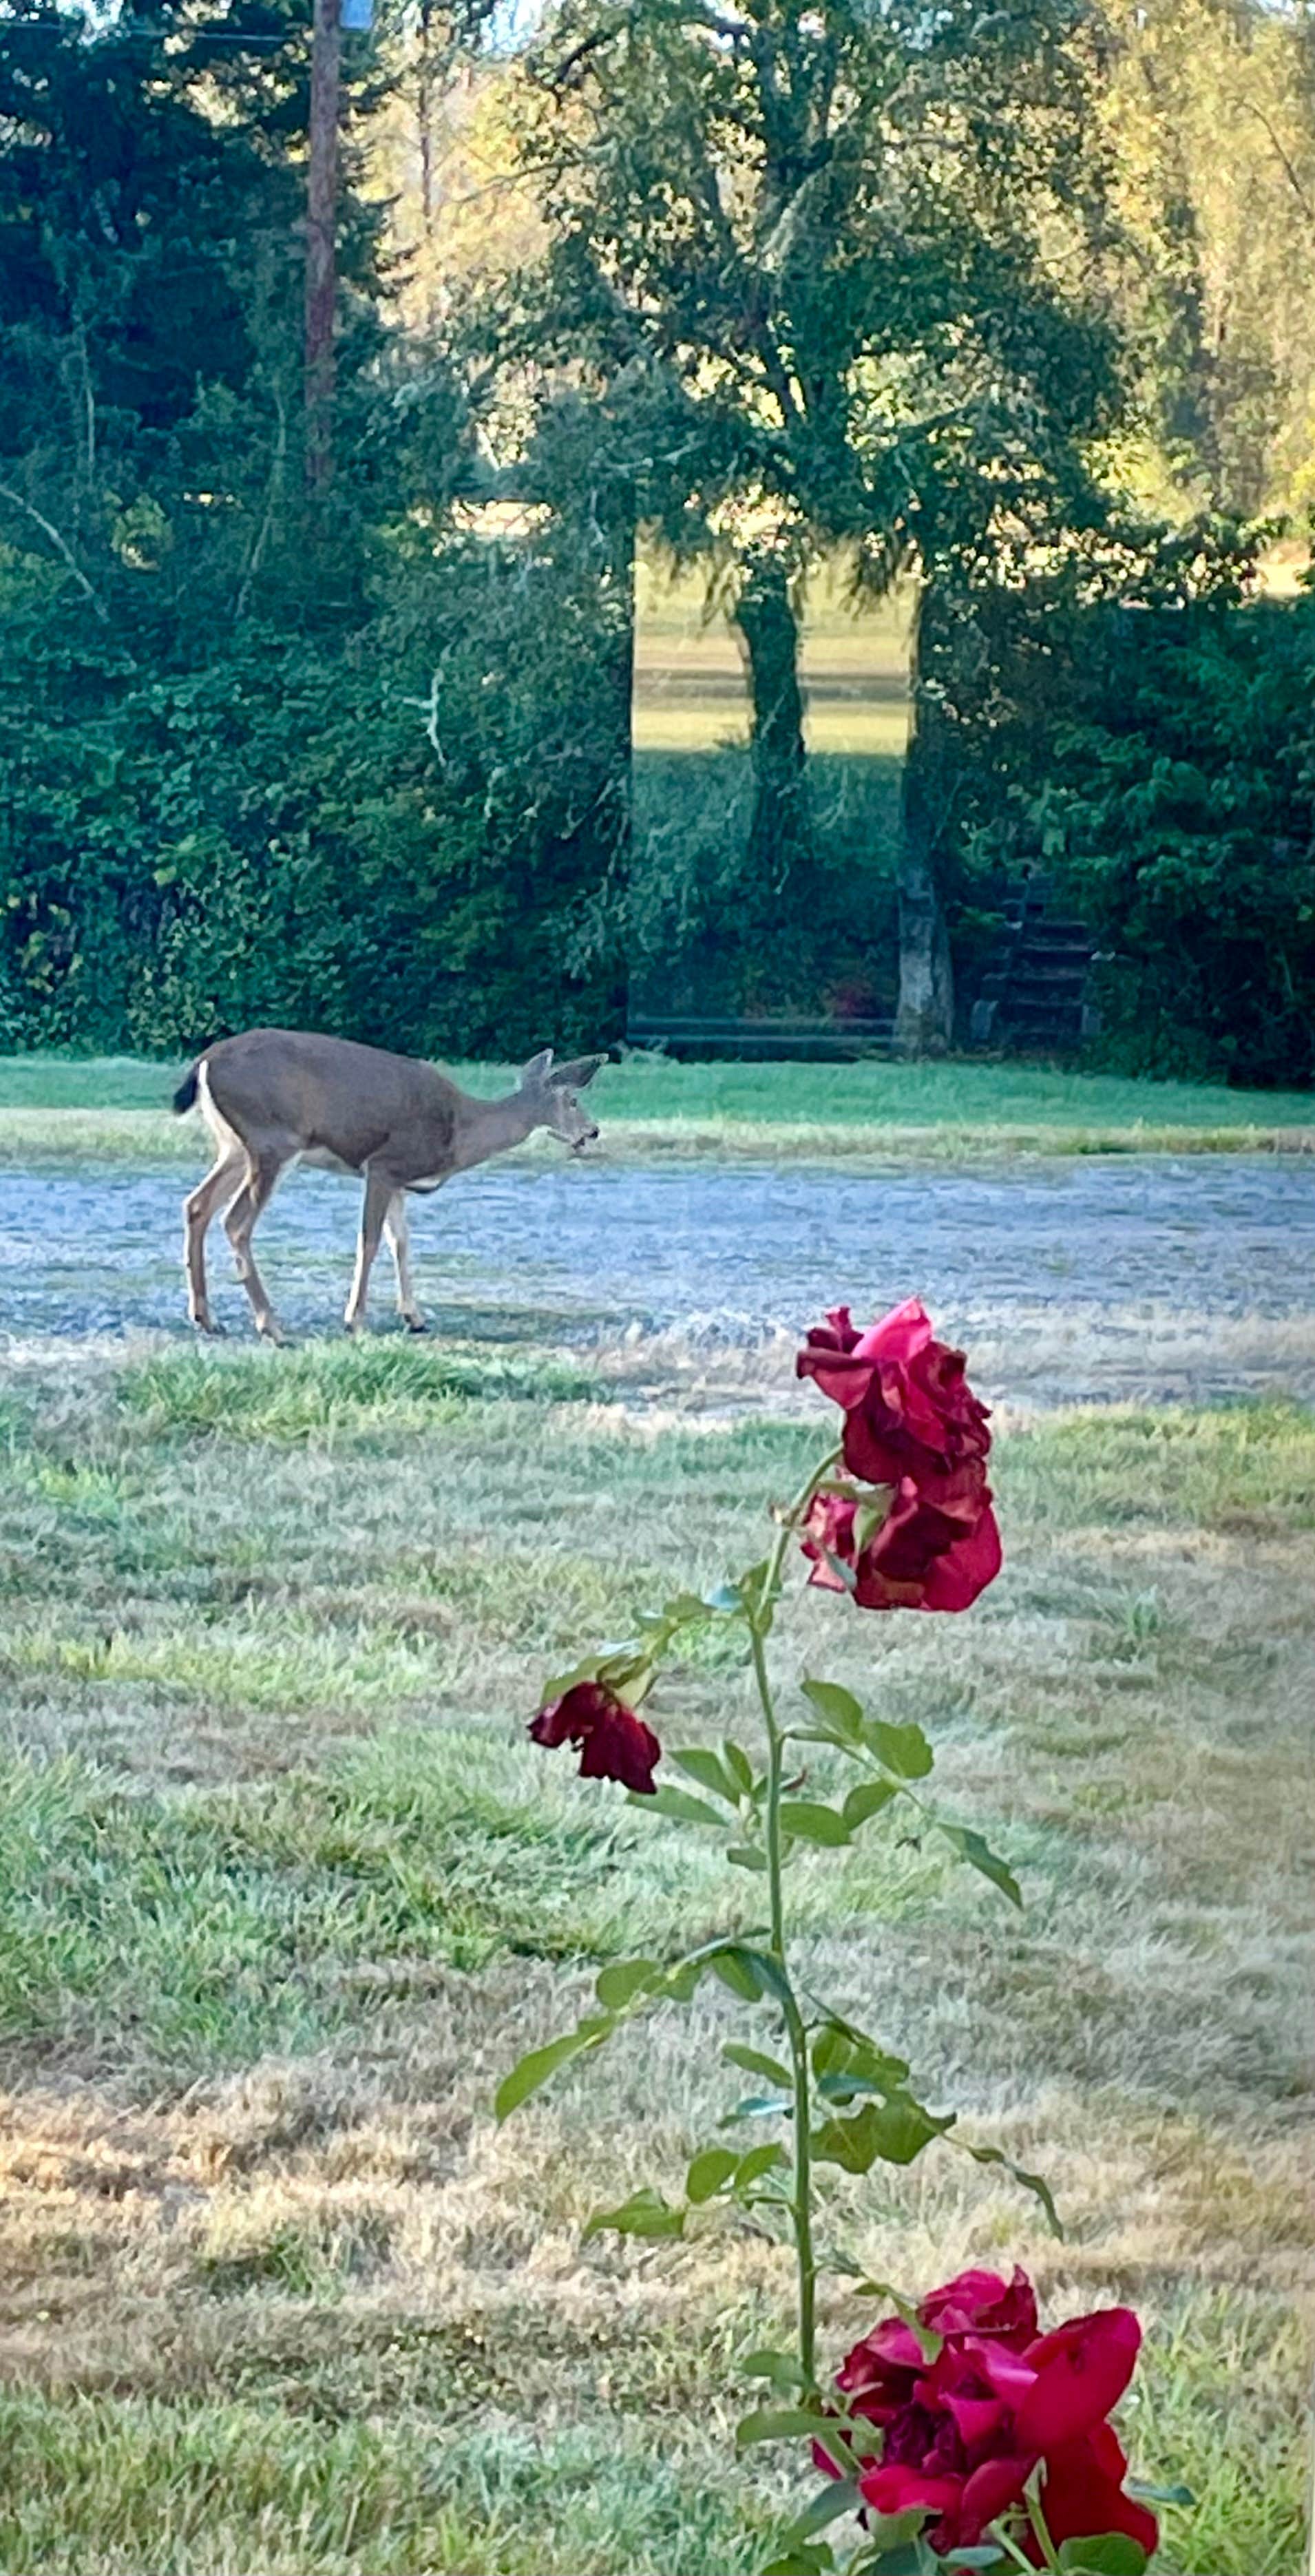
left=529, top=1681, right=661, bottom=1794
left=801, top=1469, right=1000, bottom=1613
left=797, top=1296, right=993, bottom=1490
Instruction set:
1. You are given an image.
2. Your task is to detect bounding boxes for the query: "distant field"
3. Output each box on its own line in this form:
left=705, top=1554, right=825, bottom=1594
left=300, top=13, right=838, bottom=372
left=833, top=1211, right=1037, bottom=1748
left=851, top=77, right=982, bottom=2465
left=633, top=556, right=912, bottom=756
left=1, top=1052, right=1311, bottom=1164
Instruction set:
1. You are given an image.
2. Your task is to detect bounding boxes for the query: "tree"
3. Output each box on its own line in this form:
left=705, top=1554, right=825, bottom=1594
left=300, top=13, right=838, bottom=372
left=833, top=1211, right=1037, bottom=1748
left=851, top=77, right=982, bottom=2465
left=480, top=0, right=1119, bottom=1045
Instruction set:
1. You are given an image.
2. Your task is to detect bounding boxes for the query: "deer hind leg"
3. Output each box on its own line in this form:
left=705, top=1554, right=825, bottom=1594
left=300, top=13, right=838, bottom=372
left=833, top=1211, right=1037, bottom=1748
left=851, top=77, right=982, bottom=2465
left=383, top=1193, right=425, bottom=1333
left=344, top=1169, right=394, bottom=1335
left=183, top=1146, right=245, bottom=1333
left=224, top=1151, right=290, bottom=1343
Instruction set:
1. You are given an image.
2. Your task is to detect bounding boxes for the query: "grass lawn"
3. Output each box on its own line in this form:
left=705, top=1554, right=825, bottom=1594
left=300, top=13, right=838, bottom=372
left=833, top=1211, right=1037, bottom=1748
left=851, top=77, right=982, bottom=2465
left=1, top=1051, right=1312, bottom=1166
left=0, top=1327, right=1310, bottom=2573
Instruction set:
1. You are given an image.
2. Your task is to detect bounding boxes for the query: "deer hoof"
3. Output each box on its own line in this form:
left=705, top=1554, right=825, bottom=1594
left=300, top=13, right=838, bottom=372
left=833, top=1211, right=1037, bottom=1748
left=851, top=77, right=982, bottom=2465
left=190, top=1312, right=225, bottom=1337
left=402, top=1312, right=428, bottom=1335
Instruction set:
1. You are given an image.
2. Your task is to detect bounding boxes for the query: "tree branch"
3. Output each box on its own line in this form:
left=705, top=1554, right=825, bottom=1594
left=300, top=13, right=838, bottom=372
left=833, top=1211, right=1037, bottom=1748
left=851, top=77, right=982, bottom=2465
left=0, top=482, right=108, bottom=620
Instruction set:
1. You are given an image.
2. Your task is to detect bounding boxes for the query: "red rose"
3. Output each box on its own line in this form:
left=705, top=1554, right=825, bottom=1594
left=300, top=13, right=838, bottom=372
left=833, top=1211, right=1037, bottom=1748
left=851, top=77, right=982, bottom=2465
left=801, top=1470, right=1000, bottom=1613
left=1032, top=2421, right=1159, bottom=2565
left=528, top=1681, right=661, bottom=1794
left=826, top=2277, right=1157, bottom=2564
left=920, top=2266, right=1039, bottom=2347
left=797, top=1297, right=993, bottom=1491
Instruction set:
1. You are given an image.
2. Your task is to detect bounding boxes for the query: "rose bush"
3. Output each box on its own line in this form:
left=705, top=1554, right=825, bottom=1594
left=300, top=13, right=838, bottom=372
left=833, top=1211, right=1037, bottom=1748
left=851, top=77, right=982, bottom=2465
left=496, top=1296, right=1182, bottom=2576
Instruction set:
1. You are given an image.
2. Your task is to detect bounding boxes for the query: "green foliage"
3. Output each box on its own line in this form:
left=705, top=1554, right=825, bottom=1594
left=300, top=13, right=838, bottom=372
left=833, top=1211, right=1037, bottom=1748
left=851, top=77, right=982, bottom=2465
left=933, top=549, right=1315, bottom=1086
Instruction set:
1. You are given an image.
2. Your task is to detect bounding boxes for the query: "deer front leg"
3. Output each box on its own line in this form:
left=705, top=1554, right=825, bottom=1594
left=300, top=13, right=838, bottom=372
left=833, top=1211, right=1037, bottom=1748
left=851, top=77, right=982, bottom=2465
left=383, top=1193, right=425, bottom=1332
left=345, top=1169, right=393, bottom=1334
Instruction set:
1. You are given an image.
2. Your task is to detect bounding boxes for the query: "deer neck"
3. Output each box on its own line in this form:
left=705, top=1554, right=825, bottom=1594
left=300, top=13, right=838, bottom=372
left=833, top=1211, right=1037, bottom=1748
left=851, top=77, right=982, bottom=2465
left=452, top=1085, right=540, bottom=1171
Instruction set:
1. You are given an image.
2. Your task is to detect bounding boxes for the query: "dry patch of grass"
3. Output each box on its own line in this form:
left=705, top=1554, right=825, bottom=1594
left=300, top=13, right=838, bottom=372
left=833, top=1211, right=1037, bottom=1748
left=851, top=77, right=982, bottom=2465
left=0, top=1341, right=1310, bottom=2571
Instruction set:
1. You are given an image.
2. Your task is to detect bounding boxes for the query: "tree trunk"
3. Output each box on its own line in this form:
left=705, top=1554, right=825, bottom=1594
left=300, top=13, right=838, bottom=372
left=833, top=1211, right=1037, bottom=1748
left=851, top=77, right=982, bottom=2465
left=735, top=551, right=811, bottom=895
left=304, top=0, right=341, bottom=491
left=895, top=583, right=954, bottom=1055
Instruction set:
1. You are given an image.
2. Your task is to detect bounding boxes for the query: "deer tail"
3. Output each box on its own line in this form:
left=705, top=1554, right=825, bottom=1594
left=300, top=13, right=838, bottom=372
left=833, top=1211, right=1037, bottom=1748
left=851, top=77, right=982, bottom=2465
left=171, top=1062, right=200, bottom=1116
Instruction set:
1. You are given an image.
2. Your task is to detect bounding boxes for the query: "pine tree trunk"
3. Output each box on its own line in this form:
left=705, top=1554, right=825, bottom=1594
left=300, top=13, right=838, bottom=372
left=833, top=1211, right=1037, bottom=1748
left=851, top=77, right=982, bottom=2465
left=895, top=584, right=954, bottom=1055
left=735, top=552, right=811, bottom=893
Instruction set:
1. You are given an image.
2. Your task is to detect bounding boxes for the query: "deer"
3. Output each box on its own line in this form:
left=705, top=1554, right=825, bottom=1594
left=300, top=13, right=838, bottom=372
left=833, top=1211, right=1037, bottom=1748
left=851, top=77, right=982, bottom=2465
left=172, top=1028, right=604, bottom=1343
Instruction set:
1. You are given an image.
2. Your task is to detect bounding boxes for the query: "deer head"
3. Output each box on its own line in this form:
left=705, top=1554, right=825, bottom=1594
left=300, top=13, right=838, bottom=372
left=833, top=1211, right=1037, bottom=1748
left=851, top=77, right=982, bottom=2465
left=518, top=1048, right=604, bottom=1151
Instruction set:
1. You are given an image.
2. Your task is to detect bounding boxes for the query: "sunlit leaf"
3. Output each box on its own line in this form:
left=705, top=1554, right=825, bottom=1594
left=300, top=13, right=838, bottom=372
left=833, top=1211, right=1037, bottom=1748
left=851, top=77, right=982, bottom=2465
left=594, top=1957, right=662, bottom=2010
left=780, top=1799, right=852, bottom=1847
left=843, top=1779, right=900, bottom=1830
left=1126, top=2480, right=1195, bottom=2507
left=863, top=1718, right=934, bottom=1779
left=960, top=2139, right=1062, bottom=2236
left=671, top=1746, right=742, bottom=1803
left=1055, top=2540, right=1149, bottom=2575
left=582, top=2186, right=685, bottom=2241
left=723, top=1738, right=757, bottom=1797
left=812, top=2094, right=954, bottom=2172
left=640, top=1783, right=727, bottom=1829
left=686, top=2145, right=739, bottom=2203
left=724, top=2042, right=793, bottom=2086
left=494, top=2014, right=614, bottom=2121
left=786, top=2478, right=863, bottom=2542
left=801, top=1678, right=864, bottom=1740
left=737, top=2406, right=826, bottom=2445
left=937, top=1821, right=1023, bottom=1907
left=733, top=2142, right=789, bottom=2189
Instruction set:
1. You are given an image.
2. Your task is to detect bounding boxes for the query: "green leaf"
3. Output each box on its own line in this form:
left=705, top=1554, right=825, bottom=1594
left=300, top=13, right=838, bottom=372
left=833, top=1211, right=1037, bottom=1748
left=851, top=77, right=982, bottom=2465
left=641, top=1784, right=727, bottom=1829
left=943, top=2552, right=1007, bottom=2569
left=593, top=1957, right=662, bottom=2011
left=811, top=2020, right=909, bottom=2093
left=722, top=1737, right=757, bottom=1797
left=582, top=2186, right=685, bottom=2241
left=862, top=1718, right=934, bottom=1779
left=685, top=2145, right=739, bottom=2203
left=937, top=1822, right=1023, bottom=1907
left=801, top=1677, right=864, bottom=1740
left=671, top=1746, right=742, bottom=1803
left=741, top=2345, right=809, bottom=2389
left=723, top=2042, right=793, bottom=2086
left=706, top=1942, right=793, bottom=2007
left=779, top=1799, right=852, bottom=1847
left=843, top=1778, right=900, bottom=1830
left=733, top=2142, right=789, bottom=2190
left=865, top=2542, right=938, bottom=2576
left=758, top=2550, right=834, bottom=2576
left=1056, top=2540, right=1149, bottom=2575
left=812, top=2094, right=954, bottom=2172
left=1126, top=2480, right=1195, bottom=2507
left=494, top=2015, right=615, bottom=2121
left=960, top=2139, right=1062, bottom=2236
left=727, top=1841, right=770, bottom=1871
left=660, top=1590, right=712, bottom=1625
left=736, top=2407, right=826, bottom=2446
left=786, top=2478, right=863, bottom=2542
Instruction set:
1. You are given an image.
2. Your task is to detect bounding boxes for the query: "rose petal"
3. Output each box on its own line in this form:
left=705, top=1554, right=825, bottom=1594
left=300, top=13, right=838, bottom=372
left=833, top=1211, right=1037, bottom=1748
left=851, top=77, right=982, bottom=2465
left=1017, top=2310, right=1142, bottom=2452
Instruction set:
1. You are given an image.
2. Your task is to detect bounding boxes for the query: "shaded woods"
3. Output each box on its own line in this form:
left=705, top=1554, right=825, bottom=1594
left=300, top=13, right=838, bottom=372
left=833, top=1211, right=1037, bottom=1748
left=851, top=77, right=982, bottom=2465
left=1, top=0, right=1314, bottom=1080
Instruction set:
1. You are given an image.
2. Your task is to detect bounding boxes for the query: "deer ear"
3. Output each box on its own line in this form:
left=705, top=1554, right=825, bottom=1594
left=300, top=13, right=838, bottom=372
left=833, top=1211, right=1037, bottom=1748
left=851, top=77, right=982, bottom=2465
left=549, top=1054, right=606, bottom=1090
left=519, top=1048, right=554, bottom=1087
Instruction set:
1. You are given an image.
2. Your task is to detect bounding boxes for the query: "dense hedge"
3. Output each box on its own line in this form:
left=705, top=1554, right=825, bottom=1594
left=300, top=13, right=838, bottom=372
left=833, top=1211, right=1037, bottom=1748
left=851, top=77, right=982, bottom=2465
left=934, top=572, right=1315, bottom=1088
